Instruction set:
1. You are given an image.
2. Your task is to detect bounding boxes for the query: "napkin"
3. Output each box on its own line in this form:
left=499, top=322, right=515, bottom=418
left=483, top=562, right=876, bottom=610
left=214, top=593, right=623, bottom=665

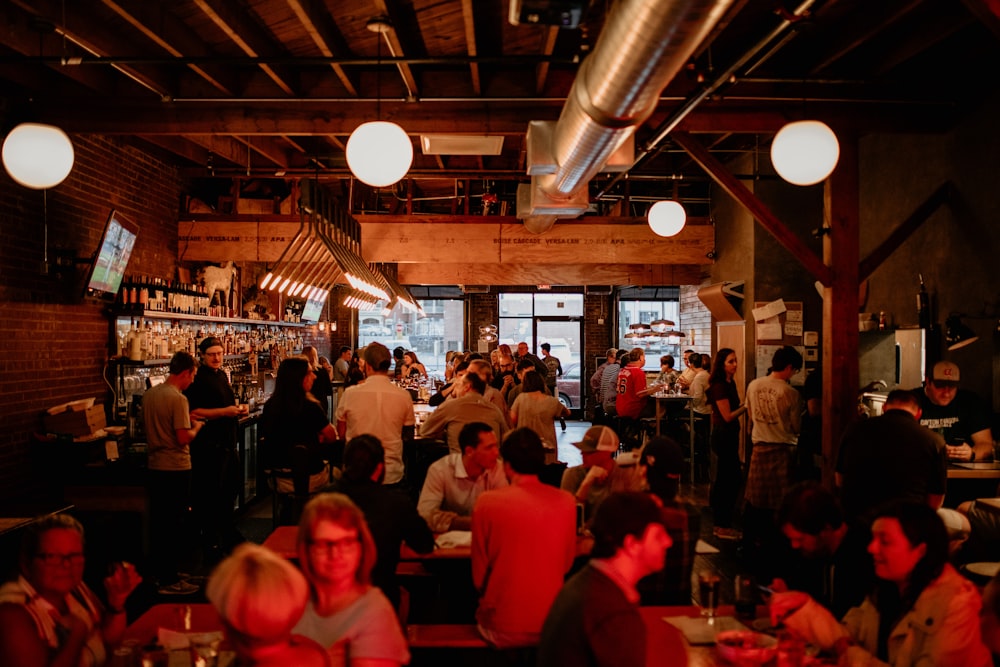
left=435, top=530, right=472, bottom=549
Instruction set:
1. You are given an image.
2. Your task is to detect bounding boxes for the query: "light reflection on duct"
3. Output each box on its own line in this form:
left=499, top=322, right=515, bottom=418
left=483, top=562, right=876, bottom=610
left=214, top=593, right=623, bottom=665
left=343, top=288, right=380, bottom=311
left=373, top=262, right=421, bottom=315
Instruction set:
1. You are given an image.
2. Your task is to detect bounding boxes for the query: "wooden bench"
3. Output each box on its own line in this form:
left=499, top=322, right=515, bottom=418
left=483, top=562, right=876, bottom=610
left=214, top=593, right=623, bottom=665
left=406, top=624, right=488, bottom=649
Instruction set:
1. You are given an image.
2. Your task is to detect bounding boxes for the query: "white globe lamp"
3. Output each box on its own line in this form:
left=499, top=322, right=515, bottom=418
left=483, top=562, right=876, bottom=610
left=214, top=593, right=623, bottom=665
left=346, top=121, right=413, bottom=188
left=647, top=200, right=687, bottom=237
left=2, top=123, right=75, bottom=189
left=770, top=120, right=840, bottom=186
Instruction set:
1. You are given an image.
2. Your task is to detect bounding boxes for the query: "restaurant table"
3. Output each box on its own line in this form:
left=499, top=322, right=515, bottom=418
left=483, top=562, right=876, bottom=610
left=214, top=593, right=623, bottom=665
left=652, top=393, right=696, bottom=481
left=123, top=603, right=222, bottom=645
left=947, top=462, right=1000, bottom=479
left=262, top=525, right=595, bottom=561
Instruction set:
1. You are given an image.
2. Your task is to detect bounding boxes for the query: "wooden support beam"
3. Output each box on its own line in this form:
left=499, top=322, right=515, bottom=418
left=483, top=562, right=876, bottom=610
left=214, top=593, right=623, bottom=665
left=821, top=133, right=860, bottom=488
left=858, top=182, right=952, bottom=280
left=397, top=263, right=704, bottom=286
left=672, top=130, right=833, bottom=286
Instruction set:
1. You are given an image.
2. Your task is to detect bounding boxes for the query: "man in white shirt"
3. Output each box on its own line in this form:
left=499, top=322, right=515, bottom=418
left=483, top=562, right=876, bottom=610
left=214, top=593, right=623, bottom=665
left=336, top=342, right=415, bottom=485
left=744, top=345, right=803, bottom=574
left=417, top=422, right=509, bottom=532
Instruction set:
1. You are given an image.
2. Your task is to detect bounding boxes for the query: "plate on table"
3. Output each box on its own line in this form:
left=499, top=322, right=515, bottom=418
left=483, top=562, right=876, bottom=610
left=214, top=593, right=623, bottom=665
left=966, top=562, right=1000, bottom=578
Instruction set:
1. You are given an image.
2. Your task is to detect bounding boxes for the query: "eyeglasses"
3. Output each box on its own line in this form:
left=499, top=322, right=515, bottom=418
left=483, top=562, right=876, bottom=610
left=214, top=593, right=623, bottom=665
left=307, top=536, right=360, bottom=555
left=35, top=552, right=85, bottom=566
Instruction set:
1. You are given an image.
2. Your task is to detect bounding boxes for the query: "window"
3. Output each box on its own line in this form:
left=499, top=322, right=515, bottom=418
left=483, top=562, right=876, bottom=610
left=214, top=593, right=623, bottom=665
left=356, top=298, right=464, bottom=377
left=617, top=288, right=682, bottom=372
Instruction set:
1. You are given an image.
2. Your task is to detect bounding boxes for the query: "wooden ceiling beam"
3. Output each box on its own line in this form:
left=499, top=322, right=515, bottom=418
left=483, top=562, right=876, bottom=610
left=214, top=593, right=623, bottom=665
left=230, top=135, right=292, bottom=169
left=99, top=0, right=236, bottom=96
left=460, top=0, right=481, bottom=95
left=962, top=0, right=1000, bottom=39
left=536, top=27, right=559, bottom=94
left=370, top=0, right=420, bottom=98
left=182, top=134, right=253, bottom=167
left=397, top=263, right=705, bottom=286
left=284, top=0, right=359, bottom=96
left=10, top=0, right=173, bottom=98
left=192, top=0, right=298, bottom=96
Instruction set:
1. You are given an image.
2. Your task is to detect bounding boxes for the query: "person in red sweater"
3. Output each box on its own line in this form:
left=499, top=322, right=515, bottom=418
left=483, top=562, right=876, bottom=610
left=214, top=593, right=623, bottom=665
left=471, top=428, right=578, bottom=649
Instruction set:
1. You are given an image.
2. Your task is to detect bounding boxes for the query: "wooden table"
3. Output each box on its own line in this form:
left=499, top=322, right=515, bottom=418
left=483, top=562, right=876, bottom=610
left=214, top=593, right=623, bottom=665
left=653, top=393, right=695, bottom=481
left=262, top=525, right=594, bottom=561
left=642, top=605, right=728, bottom=667
left=947, top=462, right=1000, bottom=479
left=123, top=603, right=222, bottom=645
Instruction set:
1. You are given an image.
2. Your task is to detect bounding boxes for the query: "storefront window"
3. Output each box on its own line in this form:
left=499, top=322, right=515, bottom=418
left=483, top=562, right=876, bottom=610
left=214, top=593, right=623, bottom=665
left=357, top=298, right=464, bottom=377
left=617, top=291, right=681, bottom=372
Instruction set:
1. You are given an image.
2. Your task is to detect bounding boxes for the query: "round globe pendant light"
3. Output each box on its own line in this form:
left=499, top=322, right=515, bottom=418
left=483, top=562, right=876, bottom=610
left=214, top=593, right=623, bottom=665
left=346, top=121, right=413, bottom=187
left=2, top=123, right=75, bottom=189
left=647, top=200, right=686, bottom=237
left=770, top=120, right=840, bottom=186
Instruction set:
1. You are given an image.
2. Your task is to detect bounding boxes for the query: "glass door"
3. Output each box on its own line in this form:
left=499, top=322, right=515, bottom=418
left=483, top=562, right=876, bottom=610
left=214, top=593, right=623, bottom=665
left=536, top=318, right=582, bottom=413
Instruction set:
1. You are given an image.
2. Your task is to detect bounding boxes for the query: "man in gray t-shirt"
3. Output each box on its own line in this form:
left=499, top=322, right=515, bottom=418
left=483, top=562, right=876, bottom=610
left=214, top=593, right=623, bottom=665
left=142, top=351, right=203, bottom=594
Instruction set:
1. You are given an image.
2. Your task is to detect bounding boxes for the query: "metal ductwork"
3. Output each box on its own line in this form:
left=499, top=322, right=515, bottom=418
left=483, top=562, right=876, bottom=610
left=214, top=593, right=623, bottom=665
left=518, top=0, right=736, bottom=233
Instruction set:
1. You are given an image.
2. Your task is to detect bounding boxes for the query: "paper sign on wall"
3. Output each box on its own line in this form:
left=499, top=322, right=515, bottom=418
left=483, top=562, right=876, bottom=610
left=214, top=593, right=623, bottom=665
left=752, top=299, right=786, bottom=322
left=756, top=318, right=782, bottom=341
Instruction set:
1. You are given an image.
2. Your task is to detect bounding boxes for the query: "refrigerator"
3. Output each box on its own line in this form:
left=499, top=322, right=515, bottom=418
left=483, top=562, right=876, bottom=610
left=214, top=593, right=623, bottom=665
left=858, top=328, right=926, bottom=416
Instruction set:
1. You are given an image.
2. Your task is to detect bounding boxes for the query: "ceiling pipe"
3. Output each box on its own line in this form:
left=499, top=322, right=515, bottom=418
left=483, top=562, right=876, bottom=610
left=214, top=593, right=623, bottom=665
left=593, top=0, right=820, bottom=201
left=520, top=0, right=735, bottom=233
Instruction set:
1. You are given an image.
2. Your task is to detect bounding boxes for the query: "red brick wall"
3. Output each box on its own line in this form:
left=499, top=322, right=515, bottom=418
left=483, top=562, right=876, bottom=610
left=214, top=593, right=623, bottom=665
left=0, top=134, right=183, bottom=502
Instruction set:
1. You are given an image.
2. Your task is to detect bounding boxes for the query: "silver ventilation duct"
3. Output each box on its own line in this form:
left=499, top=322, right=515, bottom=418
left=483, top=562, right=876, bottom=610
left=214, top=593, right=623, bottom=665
left=519, top=0, right=736, bottom=233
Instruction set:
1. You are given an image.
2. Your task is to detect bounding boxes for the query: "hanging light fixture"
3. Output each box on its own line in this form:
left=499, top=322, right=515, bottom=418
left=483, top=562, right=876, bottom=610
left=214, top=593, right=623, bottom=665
left=945, top=315, right=978, bottom=350
left=647, top=200, right=686, bottom=237
left=2, top=123, right=75, bottom=189
left=770, top=120, right=840, bottom=186
left=346, top=17, right=413, bottom=188
left=650, top=319, right=675, bottom=332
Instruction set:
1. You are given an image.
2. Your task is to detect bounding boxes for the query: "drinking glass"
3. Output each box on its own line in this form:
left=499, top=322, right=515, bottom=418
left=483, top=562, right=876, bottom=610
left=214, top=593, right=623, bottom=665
left=734, top=574, right=757, bottom=619
left=190, top=634, right=221, bottom=667
left=698, top=570, right=721, bottom=618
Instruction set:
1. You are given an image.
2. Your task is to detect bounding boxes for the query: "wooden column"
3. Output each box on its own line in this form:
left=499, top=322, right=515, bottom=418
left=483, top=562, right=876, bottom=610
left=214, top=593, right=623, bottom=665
left=821, top=133, right=860, bottom=487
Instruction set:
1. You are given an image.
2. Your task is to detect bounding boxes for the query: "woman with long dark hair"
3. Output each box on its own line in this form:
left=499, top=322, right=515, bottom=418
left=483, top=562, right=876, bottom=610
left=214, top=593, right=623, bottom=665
left=260, top=356, right=338, bottom=493
left=771, top=501, right=991, bottom=666
left=706, top=348, right=746, bottom=540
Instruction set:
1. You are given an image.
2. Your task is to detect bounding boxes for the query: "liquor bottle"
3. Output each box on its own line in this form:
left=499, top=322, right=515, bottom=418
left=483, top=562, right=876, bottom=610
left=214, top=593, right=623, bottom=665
left=917, top=274, right=930, bottom=329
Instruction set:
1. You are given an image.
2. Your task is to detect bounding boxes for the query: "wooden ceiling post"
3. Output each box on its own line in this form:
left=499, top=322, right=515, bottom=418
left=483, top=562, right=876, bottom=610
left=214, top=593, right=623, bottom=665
left=821, top=132, right=860, bottom=488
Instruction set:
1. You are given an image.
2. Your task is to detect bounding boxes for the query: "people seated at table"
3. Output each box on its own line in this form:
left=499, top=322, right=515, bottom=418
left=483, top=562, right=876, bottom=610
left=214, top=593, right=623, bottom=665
left=0, top=514, right=142, bottom=667
left=466, top=359, right=511, bottom=424
left=428, top=360, right=469, bottom=406
left=685, top=352, right=712, bottom=481
left=335, top=434, right=434, bottom=611
left=471, top=428, right=577, bottom=649
left=769, top=500, right=992, bottom=666
left=560, top=426, right=643, bottom=521
left=260, top=356, right=338, bottom=494
left=599, top=349, right=628, bottom=419
left=401, top=350, right=427, bottom=379
left=771, top=482, right=873, bottom=619
left=418, top=371, right=508, bottom=454
left=636, top=436, right=701, bottom=606
left=206, top=543, right=329, bottom=667
left=676, top=349, right=698, bottom=389
left=509, top=370, right=570, bottom=462
left=537, top=492, right=671, bottom=667
left=914, top=360, right=993, bottom=462
left=294, top=493, right=410, bottom=667
left=616, top=348, right=666, bottom=420
left=417, top=422, right=509, bottom=532
left=836, top=389, right=946, bottom=525
left=335, top=342, right=415, bottom=486
left=654, top=355, right=679, bottom=389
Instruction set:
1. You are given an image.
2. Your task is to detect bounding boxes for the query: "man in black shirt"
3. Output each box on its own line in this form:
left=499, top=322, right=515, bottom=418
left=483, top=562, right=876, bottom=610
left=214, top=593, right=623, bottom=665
left=771, top=482, right=873, bottom=619
left=914, top=360, right=993, bottom=462
left=335, top=434, right=434, bottom=609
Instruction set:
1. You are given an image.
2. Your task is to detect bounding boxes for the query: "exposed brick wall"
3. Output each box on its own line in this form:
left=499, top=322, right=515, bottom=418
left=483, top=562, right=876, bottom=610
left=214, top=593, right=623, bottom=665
left=679, top=284, right=713, bottom=359
left=583, top=293, right=613, bottom=403
left=0, top=134, right=183, bottom=502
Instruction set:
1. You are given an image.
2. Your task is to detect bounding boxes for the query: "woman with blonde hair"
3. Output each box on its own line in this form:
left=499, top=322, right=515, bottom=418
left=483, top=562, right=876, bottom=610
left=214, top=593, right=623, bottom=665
left=206, top=543, right=329, bottom=666
left=294, top=493, right=409, bottom=667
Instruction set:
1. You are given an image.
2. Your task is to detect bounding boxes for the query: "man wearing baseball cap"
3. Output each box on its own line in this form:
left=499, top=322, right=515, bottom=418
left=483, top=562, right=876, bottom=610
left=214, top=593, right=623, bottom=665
left=914, top=360, right=992, bottom=462
left=559, top=425, right=643, bottom=520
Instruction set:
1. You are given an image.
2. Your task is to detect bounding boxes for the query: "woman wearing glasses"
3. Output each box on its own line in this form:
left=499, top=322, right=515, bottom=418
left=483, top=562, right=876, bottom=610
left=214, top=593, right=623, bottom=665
left=0, top=514, right=141, bottom=667
left=294, top=493, right=409, bottom=667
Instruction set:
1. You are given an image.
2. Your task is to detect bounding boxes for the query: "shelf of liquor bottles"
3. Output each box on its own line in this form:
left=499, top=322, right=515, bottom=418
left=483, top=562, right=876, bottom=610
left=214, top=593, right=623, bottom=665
left=111, top=309, right=304, bottom=364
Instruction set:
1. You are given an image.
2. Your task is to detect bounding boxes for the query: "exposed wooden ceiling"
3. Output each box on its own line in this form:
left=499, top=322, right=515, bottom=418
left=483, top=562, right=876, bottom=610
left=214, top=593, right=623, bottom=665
left=2, top=0, right=999, bottom=221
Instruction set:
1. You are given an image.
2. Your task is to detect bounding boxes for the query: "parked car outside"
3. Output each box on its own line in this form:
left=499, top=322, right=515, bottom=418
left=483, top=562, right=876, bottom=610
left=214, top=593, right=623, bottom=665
left=555, top=362, right=581, bottom=409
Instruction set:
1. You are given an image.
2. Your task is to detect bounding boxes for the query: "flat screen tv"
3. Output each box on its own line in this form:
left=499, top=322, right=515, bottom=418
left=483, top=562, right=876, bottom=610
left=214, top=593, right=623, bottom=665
left=301, top=292, right=328, bottom=322
left=84, top=209, right=138, bottom=301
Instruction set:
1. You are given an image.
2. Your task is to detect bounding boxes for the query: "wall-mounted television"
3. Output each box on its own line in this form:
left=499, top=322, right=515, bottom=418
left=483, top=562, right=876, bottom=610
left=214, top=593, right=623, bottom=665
left=84, top=209, right=138, bottom=301
left=301, top=292, right=328, bottom=322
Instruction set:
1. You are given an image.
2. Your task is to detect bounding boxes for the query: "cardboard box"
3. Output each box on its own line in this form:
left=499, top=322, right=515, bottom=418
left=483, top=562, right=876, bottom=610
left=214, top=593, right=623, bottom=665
left=43, top=405, right=107, bottom=436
